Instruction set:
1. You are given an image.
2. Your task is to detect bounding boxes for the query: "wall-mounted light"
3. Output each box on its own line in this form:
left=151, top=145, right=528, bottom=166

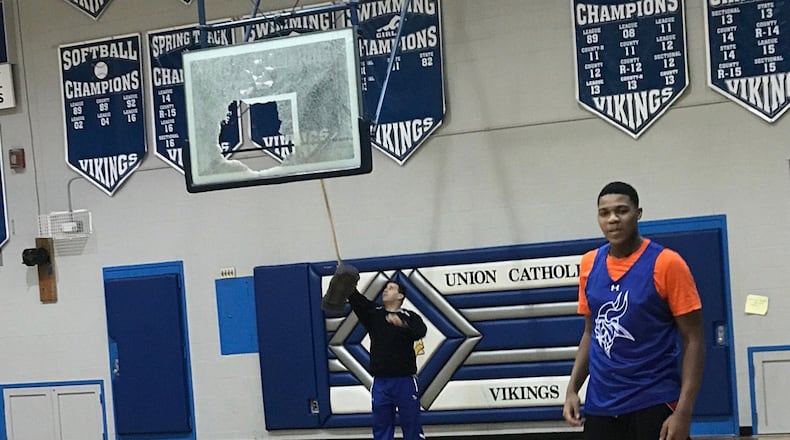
left=23, top=238, right=57, bottom=303
left=22, top=246, right=50, bottom=266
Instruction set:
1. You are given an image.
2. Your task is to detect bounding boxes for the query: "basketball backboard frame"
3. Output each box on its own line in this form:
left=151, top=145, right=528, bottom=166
left=182, top=27, right=371, bottom=193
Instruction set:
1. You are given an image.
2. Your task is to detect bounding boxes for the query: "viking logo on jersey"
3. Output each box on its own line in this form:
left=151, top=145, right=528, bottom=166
left=594, top=290, right=635, bottom=358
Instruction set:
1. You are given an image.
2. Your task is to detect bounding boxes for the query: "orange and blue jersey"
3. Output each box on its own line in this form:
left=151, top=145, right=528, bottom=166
left=578, top=239, right=701, bottom=416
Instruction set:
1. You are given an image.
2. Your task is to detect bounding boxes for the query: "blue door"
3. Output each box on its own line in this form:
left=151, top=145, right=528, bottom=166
left=105, top=274, right=192, bottom=436
left=642, top=217, right=738, bottom=435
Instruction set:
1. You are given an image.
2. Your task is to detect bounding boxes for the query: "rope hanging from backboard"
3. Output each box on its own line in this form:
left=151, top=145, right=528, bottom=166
left=320, top=179, right=342, bottom=263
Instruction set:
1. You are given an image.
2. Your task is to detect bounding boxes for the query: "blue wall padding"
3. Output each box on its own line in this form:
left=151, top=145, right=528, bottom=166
left=215, top=277, right=258, bottom=355
left=254, top=223, right=735, bottom=430
left=472, top=317, right=586, bottom=350
left=453, top=362, right=575, bottom=380
left=254, top=264, right=328, bottom=429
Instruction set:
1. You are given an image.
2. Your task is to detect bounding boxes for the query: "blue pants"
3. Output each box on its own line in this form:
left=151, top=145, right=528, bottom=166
left=371, top=376, right=425, bottom=440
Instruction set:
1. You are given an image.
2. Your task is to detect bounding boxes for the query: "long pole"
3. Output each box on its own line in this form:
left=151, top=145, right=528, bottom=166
left=320, top=180, right=342, bottom=263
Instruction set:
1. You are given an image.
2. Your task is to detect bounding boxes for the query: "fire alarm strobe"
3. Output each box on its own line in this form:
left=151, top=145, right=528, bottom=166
left=9, top=148, right=25, bottom=169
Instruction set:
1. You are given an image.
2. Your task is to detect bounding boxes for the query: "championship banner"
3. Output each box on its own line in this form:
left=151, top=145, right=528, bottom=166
left=246, top=3, right=336, bottom=40
left=572, top=0, right=688, bottom=138
left=59, top=34, right=145, bottom=196
left=240, top=4, right=336, bottom=162
left=147, top=23, right=235, bottom=172
left=705, top=0, right=789, bottom=122
left=0, top=1, right=8, bottom=63
left=355, top=0, right=444, bottom=164
left=62, top=0, right=114, bottom=20
left=0, top=1, right=12, bottom=110
left=0, top=147, right=8, bottom=249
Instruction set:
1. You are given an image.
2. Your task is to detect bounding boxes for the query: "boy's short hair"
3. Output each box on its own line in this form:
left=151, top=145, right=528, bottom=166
left=598, top=181, right=639, bottom=207
left=388, top=280, right=406, bottom=297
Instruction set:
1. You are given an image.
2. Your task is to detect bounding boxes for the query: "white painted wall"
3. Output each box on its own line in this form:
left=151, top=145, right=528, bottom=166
left=0, top=0, right=788, bottom=439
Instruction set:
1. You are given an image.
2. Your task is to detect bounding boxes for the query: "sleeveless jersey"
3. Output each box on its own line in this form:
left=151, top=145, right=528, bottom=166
left=584, top=240, right=682, bottom=416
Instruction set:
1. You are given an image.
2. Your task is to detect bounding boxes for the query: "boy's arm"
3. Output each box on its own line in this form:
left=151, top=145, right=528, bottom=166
left=661, top=309, right=704, bottom=440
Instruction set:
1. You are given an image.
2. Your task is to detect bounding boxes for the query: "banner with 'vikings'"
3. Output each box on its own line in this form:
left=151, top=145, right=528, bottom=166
left=0, top=1, right=8, bottom=63
left=59, top=34, right=146, bottom=196
left=147, top=23, right=236, bottom=172
left=355, top=0, right=445, bottom=164
left=572, top=0, right=688, bottom=138
left=62, top=0, right=114, bottom=20
left=705, top=0, right=789, bottom=122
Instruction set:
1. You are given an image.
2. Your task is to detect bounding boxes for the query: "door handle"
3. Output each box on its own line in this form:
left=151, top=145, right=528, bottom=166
left=715, top=323, right=727, bottom=346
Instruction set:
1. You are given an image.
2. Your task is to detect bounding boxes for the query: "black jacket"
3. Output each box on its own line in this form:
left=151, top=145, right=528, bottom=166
left=349, top=290, right=427, bottom=377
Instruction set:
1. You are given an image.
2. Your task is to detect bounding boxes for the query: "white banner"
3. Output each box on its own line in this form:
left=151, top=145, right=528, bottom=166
left=417, top=255, right=582, bottom=294
left=330, top=376, right=588, bottom=413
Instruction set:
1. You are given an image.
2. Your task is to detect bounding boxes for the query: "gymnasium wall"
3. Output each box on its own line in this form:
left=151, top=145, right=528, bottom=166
left=0, top=0, right=788, bottom=439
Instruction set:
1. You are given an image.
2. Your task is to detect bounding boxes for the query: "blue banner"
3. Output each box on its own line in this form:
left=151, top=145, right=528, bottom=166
left=0, top=1, right=8, bottom=63
left=147, top=24, right=235, bottom=172
left=246, top=6, right=336, bottom=40
left=355, top=0, right=445, bottom=164
left=60, top=34, right=146, bottom=196
left=243, top=6, right=336, bottom=162
left=705, top=0, right=788, bottom=122
left=62, top=0, right=114, bottom=20
left=0, top=149, right=7, bottom=249
left=573, top=0, right=688, bottom=138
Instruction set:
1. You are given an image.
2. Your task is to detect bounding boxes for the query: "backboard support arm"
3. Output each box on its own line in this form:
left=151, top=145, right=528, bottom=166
left=243, top=0, right=263, bottom=43
left=372, top=0, right=411, bottom=129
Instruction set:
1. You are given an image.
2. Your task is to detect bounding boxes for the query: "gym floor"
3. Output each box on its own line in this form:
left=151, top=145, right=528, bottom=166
left=432, top=434, right=790, bottom=439
left=696, top=437, right=790, bottom=439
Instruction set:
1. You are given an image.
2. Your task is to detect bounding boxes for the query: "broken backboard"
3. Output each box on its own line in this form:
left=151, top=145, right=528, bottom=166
left=182, top=27, right=370, bottom=192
